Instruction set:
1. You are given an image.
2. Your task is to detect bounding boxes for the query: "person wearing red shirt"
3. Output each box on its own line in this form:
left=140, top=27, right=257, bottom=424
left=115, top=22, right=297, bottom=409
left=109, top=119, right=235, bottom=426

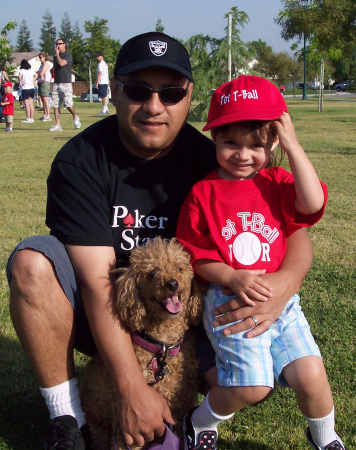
left=1, top=81, right=14, bottom=132
left=177, top=75, right=345, bottom=450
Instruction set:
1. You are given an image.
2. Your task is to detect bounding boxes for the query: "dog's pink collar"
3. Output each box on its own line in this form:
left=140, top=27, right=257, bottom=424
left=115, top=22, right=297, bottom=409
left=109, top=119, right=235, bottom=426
left=131, top=331, right=183, bottom=358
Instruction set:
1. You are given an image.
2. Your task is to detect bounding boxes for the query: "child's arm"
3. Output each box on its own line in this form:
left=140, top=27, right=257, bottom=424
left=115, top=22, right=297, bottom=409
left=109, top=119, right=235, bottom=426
left=194, top=259, right=272, bottom=306
left=274, top=112, right=325, bottom=215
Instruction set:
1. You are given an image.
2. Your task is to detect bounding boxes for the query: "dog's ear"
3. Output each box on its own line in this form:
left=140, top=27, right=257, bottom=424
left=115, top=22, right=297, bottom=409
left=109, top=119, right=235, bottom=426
left=186, top=277, right=204, bottom=325
left=112, top=267, right=147, bottom=331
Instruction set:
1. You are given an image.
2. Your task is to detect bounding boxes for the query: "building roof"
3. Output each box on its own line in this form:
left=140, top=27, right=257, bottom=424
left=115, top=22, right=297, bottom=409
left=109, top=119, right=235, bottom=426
left=11, top=52, right=42, bottom=66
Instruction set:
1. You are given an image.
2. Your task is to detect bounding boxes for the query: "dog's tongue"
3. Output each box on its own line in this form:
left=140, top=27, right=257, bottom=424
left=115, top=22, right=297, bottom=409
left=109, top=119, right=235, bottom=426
left=163, top=295, right=182, bottom=314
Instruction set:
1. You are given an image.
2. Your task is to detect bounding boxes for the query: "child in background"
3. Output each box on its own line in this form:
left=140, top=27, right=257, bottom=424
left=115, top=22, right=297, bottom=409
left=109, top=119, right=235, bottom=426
left=1, top=81, right=15, bottom=132
left=177, top=75, right=345, bottom=450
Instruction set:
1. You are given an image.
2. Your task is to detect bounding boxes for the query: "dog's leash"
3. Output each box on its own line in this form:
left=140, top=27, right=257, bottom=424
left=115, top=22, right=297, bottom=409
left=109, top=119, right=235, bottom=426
left=114, top=423, right=180, bottom=450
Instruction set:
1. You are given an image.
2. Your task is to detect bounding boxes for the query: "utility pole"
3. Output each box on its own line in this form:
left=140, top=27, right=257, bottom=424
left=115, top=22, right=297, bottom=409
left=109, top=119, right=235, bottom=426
left=228, top=13, right=232, bottom=82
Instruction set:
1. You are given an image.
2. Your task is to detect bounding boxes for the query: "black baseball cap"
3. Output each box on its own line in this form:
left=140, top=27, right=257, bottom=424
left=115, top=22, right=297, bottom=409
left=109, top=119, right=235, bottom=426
left=114, top=32, right=193, bottom=81
left=96, top=51, right=104, bottom=57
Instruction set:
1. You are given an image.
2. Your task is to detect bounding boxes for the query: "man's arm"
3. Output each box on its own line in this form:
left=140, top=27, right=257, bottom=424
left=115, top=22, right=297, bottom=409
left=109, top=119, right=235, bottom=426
left=65, top=245, right=174, bottom=447
left=55, top=53, right=68, bottom=68
left=212, top=228, right=313, bottom=337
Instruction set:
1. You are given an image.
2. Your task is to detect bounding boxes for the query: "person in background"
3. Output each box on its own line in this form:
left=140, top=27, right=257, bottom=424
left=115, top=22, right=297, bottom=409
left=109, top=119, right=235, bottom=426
left=37, top=52, right=52, bottom=121
left=96, top=51, right=109, bottom=115
left=18, top=59, right=38, bottom=124
left=50, top=39, right=80, bottom=132
left=0, top=64, right=10, bottom=95
left=0, top=81, right=15, bottom=132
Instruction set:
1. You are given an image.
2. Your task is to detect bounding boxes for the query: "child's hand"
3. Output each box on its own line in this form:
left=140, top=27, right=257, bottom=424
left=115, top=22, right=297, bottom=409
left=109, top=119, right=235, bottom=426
left=274, top=112, right=302, bottom=155
left=227, top=269, right=273, bottom=306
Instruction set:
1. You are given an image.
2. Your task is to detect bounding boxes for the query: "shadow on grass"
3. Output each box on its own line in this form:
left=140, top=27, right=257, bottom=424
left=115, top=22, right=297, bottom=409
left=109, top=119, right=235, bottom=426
left=218, top=437, right=273, bottom=449
left=0, top=335, right=48, bottom=449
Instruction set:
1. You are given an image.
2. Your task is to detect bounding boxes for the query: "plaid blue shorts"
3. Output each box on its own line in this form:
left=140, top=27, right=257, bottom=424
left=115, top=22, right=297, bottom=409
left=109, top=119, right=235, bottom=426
left=203, top=284, right=321, bottom=388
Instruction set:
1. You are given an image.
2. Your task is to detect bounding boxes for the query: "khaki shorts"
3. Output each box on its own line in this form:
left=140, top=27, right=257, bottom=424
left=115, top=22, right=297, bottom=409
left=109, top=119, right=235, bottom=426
left=38, top=82, right=50, bottom=97
left=52, top=83, right=73, bottom=108
left=4, top=114, right=13, bottom=123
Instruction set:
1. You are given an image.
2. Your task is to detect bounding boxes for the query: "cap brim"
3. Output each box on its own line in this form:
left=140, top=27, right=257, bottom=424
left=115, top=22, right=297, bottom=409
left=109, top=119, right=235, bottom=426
left=203, top=108, right=285, bottom=131
left=116, top=59, right=194, bottom=81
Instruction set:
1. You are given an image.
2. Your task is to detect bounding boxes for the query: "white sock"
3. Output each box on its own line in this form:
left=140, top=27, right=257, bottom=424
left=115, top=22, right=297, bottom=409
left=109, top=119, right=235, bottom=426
left=192, top=392, right=234, bottom=439
left=305, top=407, right=339, bottom=448
left=40, top=378, right=86, bottom=428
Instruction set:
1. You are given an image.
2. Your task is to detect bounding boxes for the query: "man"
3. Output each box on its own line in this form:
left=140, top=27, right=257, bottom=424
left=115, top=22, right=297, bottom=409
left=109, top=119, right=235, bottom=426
left=7, top=32, right=313, bottom=449
left=95, top=51, right=109, bottom=115
left=49, top=39, right=81, bottom=132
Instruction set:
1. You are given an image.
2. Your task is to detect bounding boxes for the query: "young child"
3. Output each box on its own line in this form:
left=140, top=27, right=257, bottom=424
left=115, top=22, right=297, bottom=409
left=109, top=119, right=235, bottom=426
left=176, top=75, right=345, bottom=450
left=1, top=81, right=14, bottom=132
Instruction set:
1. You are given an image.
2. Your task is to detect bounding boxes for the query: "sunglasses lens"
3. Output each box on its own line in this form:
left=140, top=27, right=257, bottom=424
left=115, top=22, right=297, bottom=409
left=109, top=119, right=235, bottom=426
left=123, top=85, right=151, bottom=102
left=121, top=83, right=188, bottom=105
left=160, top=87, right=187, bottom=105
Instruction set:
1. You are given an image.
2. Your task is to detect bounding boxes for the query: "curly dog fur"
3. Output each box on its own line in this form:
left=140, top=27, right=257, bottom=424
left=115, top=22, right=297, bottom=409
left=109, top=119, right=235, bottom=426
left=81, top=238, right=203, bottom=449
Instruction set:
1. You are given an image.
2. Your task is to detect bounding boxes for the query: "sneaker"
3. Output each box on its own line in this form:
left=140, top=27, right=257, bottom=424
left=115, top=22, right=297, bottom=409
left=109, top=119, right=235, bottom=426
left=49, top=125, right=63, bottom=132
left=44, top=415, right=87, bottom=449
left=98, top=110, right=109, bottom=115
left=73, top=116, right=81, bottom=129
left=43, top=116, right=52, bottom=121
left=183, top=407, right=218, bottom=450
left=306, top=427, right=346, bottom=450
left=21, top=118, right=34, bottom=123
left=5, top=128, right=13, bottom=132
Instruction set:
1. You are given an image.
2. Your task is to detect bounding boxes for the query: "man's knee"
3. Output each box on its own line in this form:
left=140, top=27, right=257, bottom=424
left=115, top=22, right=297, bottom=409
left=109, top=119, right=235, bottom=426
left=10, top=249, right=58, bottom=298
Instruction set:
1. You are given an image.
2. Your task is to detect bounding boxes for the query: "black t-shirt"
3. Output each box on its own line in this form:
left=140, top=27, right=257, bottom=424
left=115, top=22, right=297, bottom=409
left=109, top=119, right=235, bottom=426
left=54, top=51, right=72, bottom=83
left=46, top=116, right=217, bottom=266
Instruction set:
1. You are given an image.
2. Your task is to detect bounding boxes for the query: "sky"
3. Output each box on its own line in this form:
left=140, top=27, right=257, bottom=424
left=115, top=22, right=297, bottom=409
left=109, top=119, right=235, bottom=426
left=2, top=0, right=299, bottom=55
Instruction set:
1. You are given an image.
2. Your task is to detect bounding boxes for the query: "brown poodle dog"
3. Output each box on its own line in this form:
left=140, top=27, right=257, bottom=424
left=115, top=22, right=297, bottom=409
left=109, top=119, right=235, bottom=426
left=80, top=237, right=203, bottom=449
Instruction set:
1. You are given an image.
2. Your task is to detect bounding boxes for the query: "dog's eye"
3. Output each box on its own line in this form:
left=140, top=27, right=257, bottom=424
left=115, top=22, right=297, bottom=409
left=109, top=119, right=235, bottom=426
left=176, top=267, right=182, bottom=272
left=148, top=270, right=156, bottom=279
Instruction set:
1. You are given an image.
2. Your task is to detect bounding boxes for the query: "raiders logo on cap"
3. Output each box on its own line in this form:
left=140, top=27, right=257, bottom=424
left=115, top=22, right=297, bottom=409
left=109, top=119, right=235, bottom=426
left=149, top=40, right=167, bottom=57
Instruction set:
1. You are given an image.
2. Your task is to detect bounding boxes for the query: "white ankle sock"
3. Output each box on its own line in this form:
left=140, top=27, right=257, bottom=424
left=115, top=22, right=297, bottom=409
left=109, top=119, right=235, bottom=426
left=192, top=392, right=234, bottom=439
left=40, top=378, right=86, bottom=428
left=305, top=407, right=339, bottom=448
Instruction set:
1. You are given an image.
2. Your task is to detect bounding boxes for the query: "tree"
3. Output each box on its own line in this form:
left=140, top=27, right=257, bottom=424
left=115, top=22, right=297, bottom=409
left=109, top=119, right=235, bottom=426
left=84, top=17, right=115, bottom=83
left=59, top=12, right=73, bottom=45
left=16, top=19, right=33, bottom=52
left=70, top=21, right=87, bottom=80
left=275, top=0, right=356, bottom=110
left=155, top=18, right=165, bottom=33
left=188, top=7, right=253, bottom=121
left=38, top=9, right=56, bottom=53
left=0, top=21, right=17, bottom=75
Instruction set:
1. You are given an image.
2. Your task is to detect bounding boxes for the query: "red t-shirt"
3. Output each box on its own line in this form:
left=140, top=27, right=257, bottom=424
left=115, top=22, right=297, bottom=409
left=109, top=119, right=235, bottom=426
left=2, top=92, right=14, bottom=115
left=177, top=167, right=327, bottom=272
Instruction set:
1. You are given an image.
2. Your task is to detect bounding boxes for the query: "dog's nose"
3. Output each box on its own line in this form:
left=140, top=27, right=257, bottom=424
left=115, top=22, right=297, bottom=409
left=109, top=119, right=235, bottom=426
left=165, top=279, right=179, bottom=292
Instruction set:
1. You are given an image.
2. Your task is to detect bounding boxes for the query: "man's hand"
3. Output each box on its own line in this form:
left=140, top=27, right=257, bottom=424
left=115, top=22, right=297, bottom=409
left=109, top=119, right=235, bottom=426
left=213, top=229, right=313, bottom=338
left=117, top=383, right=175, bottom=447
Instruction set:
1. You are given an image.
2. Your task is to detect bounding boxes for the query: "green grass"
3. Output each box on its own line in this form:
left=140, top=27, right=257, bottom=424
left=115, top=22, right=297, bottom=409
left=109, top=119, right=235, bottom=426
left=1, top=97, right=355, bottom=449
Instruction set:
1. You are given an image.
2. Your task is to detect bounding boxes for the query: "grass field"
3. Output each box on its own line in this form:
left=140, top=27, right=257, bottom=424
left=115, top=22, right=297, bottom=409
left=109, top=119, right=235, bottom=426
left=0, top=96, right=355, bottom=449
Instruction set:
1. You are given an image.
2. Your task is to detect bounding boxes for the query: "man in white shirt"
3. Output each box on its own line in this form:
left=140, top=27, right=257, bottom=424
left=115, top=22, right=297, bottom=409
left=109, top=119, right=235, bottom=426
left=96, top=52, right=109, bottom=115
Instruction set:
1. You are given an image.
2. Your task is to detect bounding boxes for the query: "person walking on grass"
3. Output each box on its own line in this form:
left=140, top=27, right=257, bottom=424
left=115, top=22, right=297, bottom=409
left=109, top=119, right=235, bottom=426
left=1, top=81, right=14, bottom=132
left=37, top=52, right=52, bottom=122
left=50, top=39, right=81, bottom=132
left=18, top=59, right=38, bottom=124
left=96, top=51, right=109, bottom=115
left=177, top=75, right=345, bottom=450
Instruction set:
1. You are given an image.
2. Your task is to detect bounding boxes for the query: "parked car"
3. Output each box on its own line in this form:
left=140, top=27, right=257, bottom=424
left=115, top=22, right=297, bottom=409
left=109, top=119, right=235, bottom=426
left=81, top=85, right=112, bottom=102
left=334, top=80, right=353, bottom=92
left=81, top=86, right=100, bottom=102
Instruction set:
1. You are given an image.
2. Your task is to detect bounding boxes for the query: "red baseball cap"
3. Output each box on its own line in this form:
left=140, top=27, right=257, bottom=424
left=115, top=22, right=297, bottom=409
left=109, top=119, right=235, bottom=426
left=2, top=81, right=13, bottom=88
left=203, top=75, right=288, bottom=131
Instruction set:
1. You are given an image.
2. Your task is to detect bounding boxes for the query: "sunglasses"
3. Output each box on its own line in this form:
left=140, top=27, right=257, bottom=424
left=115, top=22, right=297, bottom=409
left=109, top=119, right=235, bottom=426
left=116, top=79, right=190, bottom=105
left=55, top=43, right=64, bottom=46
